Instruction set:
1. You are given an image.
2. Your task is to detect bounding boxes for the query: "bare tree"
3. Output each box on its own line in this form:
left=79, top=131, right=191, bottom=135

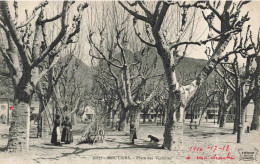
left=86, top=3, right=163, bottom=131
left=215, top=77, right=234, bottom=127
left=0, top=1, right=88, bottom=152
left=215, top=26, right=259, bottom=135
left=119, top=1, right=251, bottom=150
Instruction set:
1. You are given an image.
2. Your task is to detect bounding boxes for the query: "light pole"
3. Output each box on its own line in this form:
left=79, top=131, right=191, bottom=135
left=236, top=76, right=242, bottom=143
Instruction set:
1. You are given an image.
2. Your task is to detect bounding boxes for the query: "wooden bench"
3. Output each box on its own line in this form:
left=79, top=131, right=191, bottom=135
left=189, top=121, right=198, bottom=129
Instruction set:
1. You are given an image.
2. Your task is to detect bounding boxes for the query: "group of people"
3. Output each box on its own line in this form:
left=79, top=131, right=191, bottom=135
left=51, top=114, right=73, bottom=146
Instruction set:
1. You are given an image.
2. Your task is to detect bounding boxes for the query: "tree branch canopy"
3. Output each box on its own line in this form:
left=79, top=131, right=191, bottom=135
left=0, top=1, right=32, bottom=69
left=31, top=1, right=73, bottom=68
left=118, top=1, right=149, bottom=23
left=16, top=1, right=48, bottom=29
left=0, top=71, right=10, bottom=77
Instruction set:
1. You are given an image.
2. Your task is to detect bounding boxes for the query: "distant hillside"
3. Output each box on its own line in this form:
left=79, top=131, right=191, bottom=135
left=90, top=47, right=214, bottom=86
left=144, top=47, right=212, bottom=86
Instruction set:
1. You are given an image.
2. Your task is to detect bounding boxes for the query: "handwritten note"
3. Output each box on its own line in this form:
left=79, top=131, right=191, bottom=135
left=186, top=145, right=235, bottom=160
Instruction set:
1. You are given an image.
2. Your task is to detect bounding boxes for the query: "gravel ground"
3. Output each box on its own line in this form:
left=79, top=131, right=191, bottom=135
left=0, top=120, right=259, bottom=164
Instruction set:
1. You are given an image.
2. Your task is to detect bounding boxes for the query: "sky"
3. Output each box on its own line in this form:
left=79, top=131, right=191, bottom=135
left=6, top=1, right=260, bottom=66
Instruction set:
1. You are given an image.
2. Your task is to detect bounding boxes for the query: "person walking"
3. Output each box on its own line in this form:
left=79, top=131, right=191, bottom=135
left=51, top=114, right=62, bottom=146
left=130, top=123, right=137, bottom=144
left=61, top=116, right=73, bottom=144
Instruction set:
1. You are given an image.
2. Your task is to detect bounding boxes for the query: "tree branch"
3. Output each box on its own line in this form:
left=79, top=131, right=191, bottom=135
left=31, top=1, right=74, bottom=68
left=0, top=71, right=10, bottom=77
left=0, top=1, right=32, bottom=68
left=133, top=20, right=155, bottom=47
left=153, top=2, right=169, bottom=30
left=215, top=68, right=236, bottom=92
left=40, top=13, right=62, bottom=24
left=16, top=1, right=48, bottom=29
left=142, top=76, right=163, bottom=107
left=118, top=1, right=149, bottom=23
left=137, top=1, right=152, bottom=18
left=88, top=33, right=123, bottom=69
left=169, top=29, right=238, bottom=50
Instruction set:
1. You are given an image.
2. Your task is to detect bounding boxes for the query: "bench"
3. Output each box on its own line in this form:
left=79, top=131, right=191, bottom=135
left=189, top=121, right=198, bottom=129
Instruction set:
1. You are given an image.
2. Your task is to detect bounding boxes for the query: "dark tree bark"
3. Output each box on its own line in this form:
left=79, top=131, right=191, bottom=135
left=251, top=98, right=260, bottom=130
left=219, top=104, right=232, bottom=128
left=118, top=106, right=128, bottom=131
left=7, top=78, right=33, bottom=151
left=251, top=56, right=260, bottom=130
left=0, top=1, right=87, bottom=152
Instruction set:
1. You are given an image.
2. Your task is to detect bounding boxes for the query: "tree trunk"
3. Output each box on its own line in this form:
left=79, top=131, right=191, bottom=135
left=41, top=111, right=50, bottom=139
left=191, top=108, right=194, bottom=123
left=37, top=96, right=44, bottom=138
left=251, top=56, right=260, bottom=130
left=219, top=105, right=232, bottom=128
left=233, top=104, right=239, bottom=134
left=219, top=112, right=228, bottom=128
left=217, top=107, right=221, bottom=124
left=163, top=90, right=183, bottom=150
left=7, top=101, right=31, bottom=152
left=251, top=98, right=260, bottom=130
left=143, top=112, right=146, bottom=123
left=129, top=106, right=140, bottom=130
left=241, top=107, right=246, bottom=133
left=106, top=109, right=112, bottom=127
left=233, top=98, right=252, bottom=133
left=155, top=111, right=158, bottom=123
left=7, top=81, right=33, bottom=152
left=160, top=109, right=164, bottom=125
left=71, top=112, right=77, bottom=125
left=111, top=110, right=117, bottom=129
left=199, top=109, right=207, bottom=125
left=118, top=107, right=127, bottom=131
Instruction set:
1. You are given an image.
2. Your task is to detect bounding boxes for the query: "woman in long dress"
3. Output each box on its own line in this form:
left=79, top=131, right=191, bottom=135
left=61, top=116, right=73, bottom=144
left=51, top=114, right=61, bottom=145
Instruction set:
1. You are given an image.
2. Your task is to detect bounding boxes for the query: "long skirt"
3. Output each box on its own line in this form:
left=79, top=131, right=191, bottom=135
left=130, top=131, right=137, bottom=139
left=61, top=128, right=73, bottom=144
left=51, top=127, right=61, bottom=144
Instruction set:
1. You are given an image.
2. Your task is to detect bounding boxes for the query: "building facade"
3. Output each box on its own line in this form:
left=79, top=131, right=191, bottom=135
left=0, top=98, right=12, bottom=124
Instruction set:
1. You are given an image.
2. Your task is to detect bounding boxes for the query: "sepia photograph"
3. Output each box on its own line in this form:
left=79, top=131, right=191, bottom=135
left=0, top=0, right=259, bottom=163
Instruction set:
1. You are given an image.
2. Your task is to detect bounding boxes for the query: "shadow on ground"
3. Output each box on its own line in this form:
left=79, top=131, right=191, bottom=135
left=32, top=140, right=164, bottom=162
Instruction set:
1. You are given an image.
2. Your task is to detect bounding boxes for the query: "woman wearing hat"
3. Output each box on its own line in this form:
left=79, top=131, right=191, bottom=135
left=51, top=114, right=62, bottom=145
left=61, top=115, right=73, bottom=144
